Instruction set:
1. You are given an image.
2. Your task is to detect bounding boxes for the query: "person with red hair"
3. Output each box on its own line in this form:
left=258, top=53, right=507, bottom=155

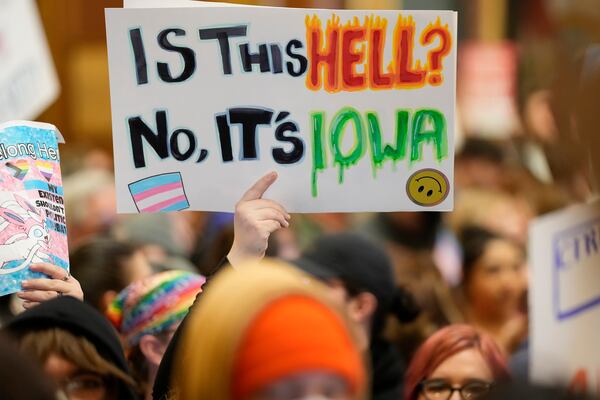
left=404, top=324, right=510, bottom=400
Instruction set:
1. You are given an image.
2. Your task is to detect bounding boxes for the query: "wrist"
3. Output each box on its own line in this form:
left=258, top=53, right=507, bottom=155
left=227, top=244, right=262, bottom=269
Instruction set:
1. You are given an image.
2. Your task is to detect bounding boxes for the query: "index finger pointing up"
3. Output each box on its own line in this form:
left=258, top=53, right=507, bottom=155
left=240, top=171, right=278, bottom=202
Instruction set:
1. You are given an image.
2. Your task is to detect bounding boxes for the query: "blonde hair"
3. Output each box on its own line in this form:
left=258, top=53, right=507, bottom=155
left=173, top=259, right=367, bottom=400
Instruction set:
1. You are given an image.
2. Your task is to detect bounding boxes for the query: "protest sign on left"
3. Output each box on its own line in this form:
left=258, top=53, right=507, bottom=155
left=0, top=0, right=59, bottom=122
left=0, top=121, right=68, bottom=297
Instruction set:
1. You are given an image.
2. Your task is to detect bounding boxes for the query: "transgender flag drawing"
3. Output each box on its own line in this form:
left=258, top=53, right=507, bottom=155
left=128, top=172, right=190, bottom=213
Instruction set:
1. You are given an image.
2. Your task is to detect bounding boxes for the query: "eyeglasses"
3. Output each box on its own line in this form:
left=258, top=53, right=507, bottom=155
left=420, top=379, right=493, bottom=400
left=58, top=373, right=108, bottom=400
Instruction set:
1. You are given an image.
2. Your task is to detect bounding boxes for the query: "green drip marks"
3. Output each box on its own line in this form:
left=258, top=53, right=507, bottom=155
left=410, top=109, right=448, bottom=162
left=309, top=108, right=448, bottom=198
left=367, top=111, right=408, bottom=177
left=330, top=107, right=364, bottom=185
left=311, top=112, right=327, bottom=198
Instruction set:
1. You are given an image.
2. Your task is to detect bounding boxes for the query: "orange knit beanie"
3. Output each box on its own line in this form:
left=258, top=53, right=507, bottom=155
left=232, top=295, right=365, bottom=399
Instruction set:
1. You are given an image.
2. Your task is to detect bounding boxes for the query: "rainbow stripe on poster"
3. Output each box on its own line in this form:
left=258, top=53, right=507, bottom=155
left=4, top=160, right=29, bottom=180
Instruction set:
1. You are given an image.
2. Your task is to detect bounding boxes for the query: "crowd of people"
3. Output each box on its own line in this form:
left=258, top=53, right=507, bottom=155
left=0, top=129, right=594, bottom=399
left=2, top=0, right=599, bottom=395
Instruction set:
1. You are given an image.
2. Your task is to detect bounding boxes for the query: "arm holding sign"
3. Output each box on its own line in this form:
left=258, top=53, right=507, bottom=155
left=152, top=172, right=289, bottom=400
left=17, top=263, right=84, bottom=309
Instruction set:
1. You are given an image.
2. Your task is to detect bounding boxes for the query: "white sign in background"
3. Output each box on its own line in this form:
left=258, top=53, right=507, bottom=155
left=530, top=199, right=600, bottom=393
left=106, top=6, right=456, bottom=213
left=0, top=0, right=59, bottom=122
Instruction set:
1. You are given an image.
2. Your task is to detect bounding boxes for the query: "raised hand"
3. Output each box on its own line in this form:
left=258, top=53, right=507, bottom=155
left=227, top=172, right=290, bottom=268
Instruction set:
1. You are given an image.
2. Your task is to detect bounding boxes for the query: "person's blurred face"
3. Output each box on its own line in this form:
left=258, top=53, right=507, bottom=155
left=139, top=322, right=180, bottom=369
left=417, top=348, right=494, bottom=400
left=321, top=279, right=372, bottom=351
left=326, top=279, right=350, bottom=308
left=99, top=250, right=153, bottom=313
left=84, top=185, right=118, bottom=238
left=466, top=239, right=526, bottom=320
left=248, top=371, right=353, bottom=400
left=485, top=198, right=533, bottom=245
left=123, top=250, right=153, bottom=285
left=465, top=160, right=503, bottom=190
left=44, top=353, right=114, bottom=400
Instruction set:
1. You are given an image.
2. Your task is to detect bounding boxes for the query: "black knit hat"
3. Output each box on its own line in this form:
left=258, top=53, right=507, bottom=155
left=4, top=296, right=138, bottom=399
left=293, top=233, right=420, bottom=326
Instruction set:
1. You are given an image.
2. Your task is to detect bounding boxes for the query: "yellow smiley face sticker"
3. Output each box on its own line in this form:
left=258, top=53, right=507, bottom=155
left=406, top=169, right=450, bottom=207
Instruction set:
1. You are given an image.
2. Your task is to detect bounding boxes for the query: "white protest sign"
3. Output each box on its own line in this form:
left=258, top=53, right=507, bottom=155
left=106, top=6, right=456, bottom=213
left=530, top=199, right=600, bottom=393
left=124, top=0, right=241, bottom=8
left=0, top=0, right=60, bottom=122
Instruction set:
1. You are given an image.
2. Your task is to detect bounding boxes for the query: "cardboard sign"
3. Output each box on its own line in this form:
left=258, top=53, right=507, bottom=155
left=0, top=0, right=60, bottom=122
left=0, top=121, right=68, bottom=297
left=530, top=200, right=600, bottom=393
left=106, top=5, right=457, bottom=212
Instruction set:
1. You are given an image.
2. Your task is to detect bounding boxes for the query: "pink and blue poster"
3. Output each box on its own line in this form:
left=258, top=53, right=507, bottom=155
left=0, top=121, right=68, bottom=296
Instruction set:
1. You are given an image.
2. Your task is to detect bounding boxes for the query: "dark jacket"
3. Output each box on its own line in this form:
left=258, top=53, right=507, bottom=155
left=371, top=337, right=406, bottom=400
left=4, top=296, right=138, bottom=400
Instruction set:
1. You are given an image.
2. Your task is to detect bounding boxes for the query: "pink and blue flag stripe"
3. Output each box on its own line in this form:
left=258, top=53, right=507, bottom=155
left=128, top=173, right=189, bottom=213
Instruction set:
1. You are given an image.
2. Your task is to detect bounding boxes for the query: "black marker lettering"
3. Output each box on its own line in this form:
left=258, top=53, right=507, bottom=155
left=129, top=28, right=148, bottom=85
left=239, top=43, right=270, bottom=73
left=286, top=39, right=308, bottom=77
left=156, top=28, right=196, bottom=83
left=216, top=113, right=234, bottom=162
left=169, top=128, right=196, bottom=161
left=273, top=119, right=304, bottom=164
left=270, top=44, right=284, bottom=74
left=228, top=108, right=273, bottom=159
left=199, top=26, right=247, bottom=75
left=128, top=111, right=169, bottom=168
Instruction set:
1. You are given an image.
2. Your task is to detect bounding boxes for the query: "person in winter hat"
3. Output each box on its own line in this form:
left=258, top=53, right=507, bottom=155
left=4, top=296, right=139, bottom=400
left=107, top=270, right=204, bottom=399
left=173, top=259, right=367, bottom=400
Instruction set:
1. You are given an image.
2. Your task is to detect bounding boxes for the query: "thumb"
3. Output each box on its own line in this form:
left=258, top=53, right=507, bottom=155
left=240, top=171, right=278, bottom=202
